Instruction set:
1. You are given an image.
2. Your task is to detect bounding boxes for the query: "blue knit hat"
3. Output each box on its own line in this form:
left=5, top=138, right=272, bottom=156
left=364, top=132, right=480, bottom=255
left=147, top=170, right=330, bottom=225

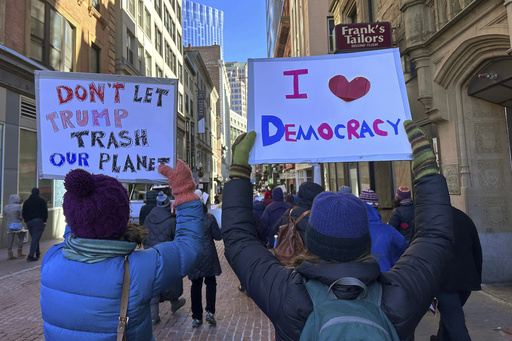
left=306, top=191, right=371, bottom=262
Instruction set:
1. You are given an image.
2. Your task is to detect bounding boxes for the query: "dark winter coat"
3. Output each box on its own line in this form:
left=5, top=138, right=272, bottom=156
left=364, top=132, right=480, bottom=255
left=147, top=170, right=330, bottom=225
left=388, top=200, right=415, bottom=242
left=188, top=213, right=222, bottom=280
left=261, top=187, right=292, bottom=247
left=253, top=200, right=267, bottom=218
left=437, top=207, right=482, bottom=293
left=139, top=191, right=158, bottom=226
left=221, top=174, right=454, bottom=341
left=272, top=182, right=324, bottom=241
left=366, top=205, right=408, bottom=272
left=143, top=206, right=176, bottom=249
left=22, top=188, right=48, bottom=223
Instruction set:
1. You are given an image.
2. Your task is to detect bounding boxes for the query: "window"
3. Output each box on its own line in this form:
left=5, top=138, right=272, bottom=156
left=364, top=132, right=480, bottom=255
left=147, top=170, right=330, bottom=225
left=170, top=0, right=175, bottom=11
left=178, top=93, right=183, bottom=113
left=185, top=93, right=189, bottom=113
left=327, top=17, right=335, bottom=53
left=138, top=44, right=144, bottom=71
left=19, top=129, right=53, bottom=207
left=90, top=44, right=100, bottom=73
left=165, top=43, right=171, bottom=67
left=170, top=18, right=176, bottom=42
left=177, top=32, right=182, bottom=52
left=127, top=0, right=135, bottom=16
left=171, top=52, right=176, bottom=74
left=155, top=26, right=162, bottom=55
left=145, top=8, right=151, bottom=37
left=30, top=0, right=74, bottom=72
left=370, top=0, right=378, bottom=22
left=177, top=3, right=181, bottom=23
left=126, top=30, right=135, bottom=64
left=145, top=52, right=152, bottom=76
left=137, top=1, right=144, bottom=28
left=178, top=62, right=182, bottom=84
left=154, top=0, right=162, bottom=18
left=164, top=7, right=172, bottom=35
left=92, top=0, right=101, bottom=12
left=156, top=66, right=163, bottom=78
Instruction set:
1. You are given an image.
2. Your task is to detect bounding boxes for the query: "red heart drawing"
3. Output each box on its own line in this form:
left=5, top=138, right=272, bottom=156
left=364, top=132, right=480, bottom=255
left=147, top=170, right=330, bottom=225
left=328, top=75, right=371, bottom=102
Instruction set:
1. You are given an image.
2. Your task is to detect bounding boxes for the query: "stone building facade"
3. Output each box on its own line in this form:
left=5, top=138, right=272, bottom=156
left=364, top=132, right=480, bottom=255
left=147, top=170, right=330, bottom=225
left=330, top=0, right=512, bottom=283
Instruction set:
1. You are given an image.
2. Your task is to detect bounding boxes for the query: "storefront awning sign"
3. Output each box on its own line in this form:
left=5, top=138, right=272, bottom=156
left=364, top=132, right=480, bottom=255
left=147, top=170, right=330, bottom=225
left=247, top=48, right=413, bottom=164
left=35, top=71, right=177, bottom=183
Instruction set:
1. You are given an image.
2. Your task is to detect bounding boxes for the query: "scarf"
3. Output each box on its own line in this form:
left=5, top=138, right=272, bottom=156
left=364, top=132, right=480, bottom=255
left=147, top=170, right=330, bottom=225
left=63, top=235, right=137, bottom=264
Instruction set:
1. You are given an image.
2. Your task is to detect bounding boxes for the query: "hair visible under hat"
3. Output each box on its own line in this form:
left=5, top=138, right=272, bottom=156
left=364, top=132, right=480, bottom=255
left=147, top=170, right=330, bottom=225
left=63, top=169, right=130, bottom=239
left=395, top=186, right=411, bottom=201
left=306, top=191, right=371, bottom=262
left=359, top=189, right=379, bottom=208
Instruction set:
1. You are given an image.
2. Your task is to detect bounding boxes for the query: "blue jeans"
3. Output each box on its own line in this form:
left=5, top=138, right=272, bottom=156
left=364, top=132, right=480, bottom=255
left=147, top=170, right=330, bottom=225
left=26, top=218, right=45, bottom=258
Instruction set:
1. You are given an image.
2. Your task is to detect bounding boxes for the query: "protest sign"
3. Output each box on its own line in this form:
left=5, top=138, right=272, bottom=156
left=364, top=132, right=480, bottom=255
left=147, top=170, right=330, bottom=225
left=35, top=71, right=177, bottom=183
left=247, top=48, right=413, bottom=164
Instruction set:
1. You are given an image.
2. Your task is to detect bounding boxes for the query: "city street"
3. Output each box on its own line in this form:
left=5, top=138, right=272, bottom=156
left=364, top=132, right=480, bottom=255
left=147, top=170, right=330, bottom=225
left=1, top=238, right=512, bottom=341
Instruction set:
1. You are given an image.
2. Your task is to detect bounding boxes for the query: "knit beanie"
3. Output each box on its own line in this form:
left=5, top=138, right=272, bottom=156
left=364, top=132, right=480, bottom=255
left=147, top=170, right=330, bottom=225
left=395, top=186, right=411, bottom=201
left=63, top=169, right=130, bottom=239
left=156, top=191, right=170, bottom=207
left=145, top=190, right=158, bottom=204
left=359, top=189, right=379, bottom=208
left=306, top=191, right=371, bottom=262
left=264, top=190, right=271, bottom=198
left=338, top=185, right=352, bottom=194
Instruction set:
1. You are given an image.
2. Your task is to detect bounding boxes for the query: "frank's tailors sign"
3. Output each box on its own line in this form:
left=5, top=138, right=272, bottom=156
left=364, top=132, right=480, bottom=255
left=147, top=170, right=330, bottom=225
left=335, top=22, right=392, bottom=52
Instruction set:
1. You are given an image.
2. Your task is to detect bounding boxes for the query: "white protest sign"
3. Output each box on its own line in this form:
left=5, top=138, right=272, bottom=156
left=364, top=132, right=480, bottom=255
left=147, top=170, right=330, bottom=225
left=247, top=48, right=413, bottom=164
left=35, top=71, right=177, bottom=183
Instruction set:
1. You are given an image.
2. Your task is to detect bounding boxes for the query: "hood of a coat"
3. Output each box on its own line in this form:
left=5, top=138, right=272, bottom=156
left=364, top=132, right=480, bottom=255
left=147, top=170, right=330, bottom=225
left=297, top=260, right=381, bottom=299
left=9, top=194, right=20, bottom=204
left=272, top=187, right=284, bottom=201
left=297, top=182, right=324, bottom=209
left=365, top=204, right=382, bottom=222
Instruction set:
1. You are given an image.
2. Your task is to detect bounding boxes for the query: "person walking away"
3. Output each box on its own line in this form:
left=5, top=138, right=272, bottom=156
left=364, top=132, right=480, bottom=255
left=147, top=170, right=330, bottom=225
left=272, top=181, right=324, bottom=242
left=430, top=207, right=483, bottom=341
left=5, top=194, right=27, bottom=259
left=262, top=190, right=273, bottom=206
left=359, top=189, right=409, bottom=272
left=188, top=203, right=222, bottom=328
left=261, top=187, right=292, bottom=248
left=143, top=191, right=186, bottom=326
left=285, top=194, right=296, bottom=207
left=139, top=190, right=158, bottom=226
left=388, top=186, right=415, bottom=243
left=221, top=121, right=454, bottom=341
left=338, top=185, right=352, bottom=194
left=22, top=188, right=48, bottom=262
left=40, top=161, right=204, bottom=340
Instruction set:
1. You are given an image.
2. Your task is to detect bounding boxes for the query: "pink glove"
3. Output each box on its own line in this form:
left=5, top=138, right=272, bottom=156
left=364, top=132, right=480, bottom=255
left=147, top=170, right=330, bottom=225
left=158, top=159, right=200, bottom=208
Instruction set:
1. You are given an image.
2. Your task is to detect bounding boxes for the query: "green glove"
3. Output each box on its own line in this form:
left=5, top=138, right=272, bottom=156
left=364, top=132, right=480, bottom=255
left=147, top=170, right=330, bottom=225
left=403, top=120, right=439, bottom=179
left=229, top=131, right=256, bottom=179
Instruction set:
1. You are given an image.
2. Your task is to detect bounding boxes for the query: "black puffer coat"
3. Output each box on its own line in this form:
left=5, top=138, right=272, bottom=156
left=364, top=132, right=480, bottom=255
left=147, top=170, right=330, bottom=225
left=388, top=201, right=415, bottom=242
left=188, top=213, right=222, bottom=280
left=143, top=206, right=176, bottom=249
left=222, top=174, right=453, bottom=341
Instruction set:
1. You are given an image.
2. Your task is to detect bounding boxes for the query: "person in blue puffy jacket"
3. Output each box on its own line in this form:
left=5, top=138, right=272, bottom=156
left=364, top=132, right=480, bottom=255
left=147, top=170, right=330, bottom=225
left=40, top=160, right=204, bottom=341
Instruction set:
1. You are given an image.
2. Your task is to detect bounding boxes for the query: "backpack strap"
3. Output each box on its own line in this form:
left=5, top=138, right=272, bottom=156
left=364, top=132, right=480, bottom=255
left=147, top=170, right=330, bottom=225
left=295, top=210, right=311, bottom=224
left=305, top=277, right=380, bottom=304
left=117, top=256, right=130, bottom=341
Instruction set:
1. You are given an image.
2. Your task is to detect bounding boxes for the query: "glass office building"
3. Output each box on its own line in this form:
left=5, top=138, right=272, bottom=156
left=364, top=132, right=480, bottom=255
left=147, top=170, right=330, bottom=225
left=182, top=1, right=224, bottom=58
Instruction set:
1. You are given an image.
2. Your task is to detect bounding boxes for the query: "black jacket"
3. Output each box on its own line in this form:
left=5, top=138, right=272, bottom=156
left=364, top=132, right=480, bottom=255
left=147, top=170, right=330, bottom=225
left=143, top=206, right=176, bottom=249
left=438, top=207, right=482, bottom=293
left=188, top=213, right=222, bottom=280
left=22, top=193, right=48, bottom=223
left=221, top=174, right=453, bottom=341
left=388, top=201, right=415, bottom=241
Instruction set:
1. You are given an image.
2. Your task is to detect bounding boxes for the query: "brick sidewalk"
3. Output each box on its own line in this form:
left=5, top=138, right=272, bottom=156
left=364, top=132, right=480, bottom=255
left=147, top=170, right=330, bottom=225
left=0, top=239, right=275, bottom=341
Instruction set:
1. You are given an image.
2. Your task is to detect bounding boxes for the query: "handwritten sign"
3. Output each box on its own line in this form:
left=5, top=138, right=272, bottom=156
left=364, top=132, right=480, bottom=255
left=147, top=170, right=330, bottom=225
left=35, top=71, right=177, bottom=182
left=247, top=48, right=412, bottom=164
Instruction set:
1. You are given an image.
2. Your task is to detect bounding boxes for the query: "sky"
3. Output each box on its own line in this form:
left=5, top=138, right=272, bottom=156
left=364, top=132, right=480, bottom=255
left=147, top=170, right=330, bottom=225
left=186, top=0, right=268, bottom=63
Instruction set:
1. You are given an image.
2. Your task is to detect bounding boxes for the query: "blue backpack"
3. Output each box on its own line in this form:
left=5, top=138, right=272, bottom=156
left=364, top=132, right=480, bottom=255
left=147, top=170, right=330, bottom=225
left=300, top=277, right=400, bottom=341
